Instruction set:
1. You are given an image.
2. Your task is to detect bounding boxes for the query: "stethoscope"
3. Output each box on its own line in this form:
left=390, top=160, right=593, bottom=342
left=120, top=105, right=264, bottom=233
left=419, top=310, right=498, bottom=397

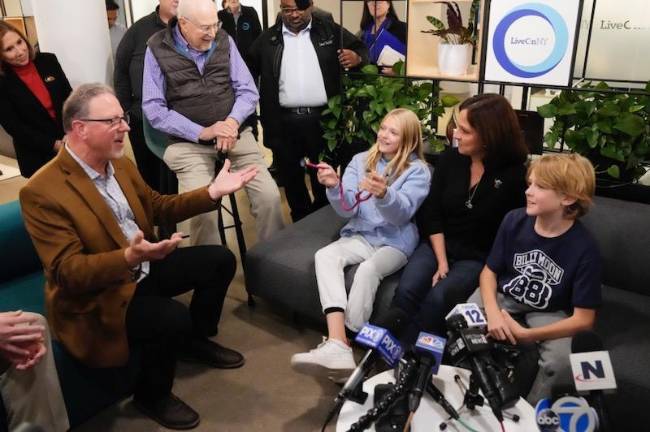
left=301, top=158, right=390, bottom=211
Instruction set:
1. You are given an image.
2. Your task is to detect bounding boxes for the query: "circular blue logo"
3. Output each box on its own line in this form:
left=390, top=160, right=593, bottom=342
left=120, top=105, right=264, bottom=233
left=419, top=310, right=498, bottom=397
left=242, top=22, right=250, bottom=31
left=492, top=3, right=568, bottom=78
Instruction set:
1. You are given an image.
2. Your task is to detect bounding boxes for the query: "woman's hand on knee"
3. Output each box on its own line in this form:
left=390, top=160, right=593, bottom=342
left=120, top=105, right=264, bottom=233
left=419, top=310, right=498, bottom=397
left=431, top=262, right=449, bottom=286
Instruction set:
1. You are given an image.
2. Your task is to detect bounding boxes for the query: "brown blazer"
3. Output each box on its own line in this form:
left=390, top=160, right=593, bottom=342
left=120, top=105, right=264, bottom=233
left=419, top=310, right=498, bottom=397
left=19, top=148, right=216, bottom=368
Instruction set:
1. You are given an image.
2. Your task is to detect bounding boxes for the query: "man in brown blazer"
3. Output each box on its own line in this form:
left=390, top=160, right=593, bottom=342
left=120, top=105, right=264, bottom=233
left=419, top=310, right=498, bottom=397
left=19, top=83, right=257, bottom=430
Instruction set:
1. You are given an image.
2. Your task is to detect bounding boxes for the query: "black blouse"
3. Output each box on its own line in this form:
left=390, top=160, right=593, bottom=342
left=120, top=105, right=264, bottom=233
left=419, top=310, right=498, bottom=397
left=417, top=148, right=528, bottom=261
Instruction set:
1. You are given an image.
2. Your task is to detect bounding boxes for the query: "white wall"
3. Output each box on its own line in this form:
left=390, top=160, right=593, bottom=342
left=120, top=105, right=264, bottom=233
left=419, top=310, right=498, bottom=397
left=131, top=0, right=158, bottom=22
left=132, top=0, right=263, bottom=25
left=30, top=0, right=113, bottom=86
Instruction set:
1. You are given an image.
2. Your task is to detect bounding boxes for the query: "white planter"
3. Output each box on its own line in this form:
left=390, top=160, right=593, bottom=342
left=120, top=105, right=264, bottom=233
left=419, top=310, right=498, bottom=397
left=438, top=43, right=472, bottom=76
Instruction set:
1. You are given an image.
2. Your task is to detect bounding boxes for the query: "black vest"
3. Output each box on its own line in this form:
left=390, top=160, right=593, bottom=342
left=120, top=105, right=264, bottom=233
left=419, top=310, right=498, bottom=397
left=147, top=19, right=235, bottom=137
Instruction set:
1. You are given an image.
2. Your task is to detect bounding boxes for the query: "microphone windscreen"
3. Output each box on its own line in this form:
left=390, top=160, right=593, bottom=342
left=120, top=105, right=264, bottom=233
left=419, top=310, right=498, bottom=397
left=445, top=313, right=468, bottom=331
left=295, top=0, right=310, bottom=11
left=371, top=307, right=409, bottom=337
left=571, top=330, right=604, bottom=353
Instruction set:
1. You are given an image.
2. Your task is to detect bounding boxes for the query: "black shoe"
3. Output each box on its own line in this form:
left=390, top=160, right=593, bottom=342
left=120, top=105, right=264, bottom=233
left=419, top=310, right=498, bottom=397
left=180, top=338, right=245, bottom=369
left=133, top=393, right=200, bottom=430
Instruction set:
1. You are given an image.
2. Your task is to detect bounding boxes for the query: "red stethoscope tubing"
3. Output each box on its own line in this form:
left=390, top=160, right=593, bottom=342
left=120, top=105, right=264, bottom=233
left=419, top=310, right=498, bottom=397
left=303, top=158, right=374, bottom=211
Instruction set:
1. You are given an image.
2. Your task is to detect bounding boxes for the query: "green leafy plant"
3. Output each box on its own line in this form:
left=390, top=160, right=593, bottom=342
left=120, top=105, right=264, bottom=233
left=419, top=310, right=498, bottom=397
left=422, top=0, right=480, bottom=45
left=320, top=62, right=459, bottom=157
left=537, top=81, right=650, bottom=180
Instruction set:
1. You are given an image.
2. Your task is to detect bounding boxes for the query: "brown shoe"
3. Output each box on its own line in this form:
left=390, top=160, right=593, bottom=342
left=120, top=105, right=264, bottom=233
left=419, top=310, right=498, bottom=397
left=133, top=393, right=200, bottom=430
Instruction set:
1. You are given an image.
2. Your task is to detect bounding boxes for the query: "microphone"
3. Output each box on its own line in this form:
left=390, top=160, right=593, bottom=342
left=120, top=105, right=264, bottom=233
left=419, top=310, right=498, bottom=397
left=570, top=331, right=616, bottom=432
left=335, top=308, right=409, bottom=406
left=446, top=313, right=518, bottom=422
left=407, top=331, right=447, bottom=413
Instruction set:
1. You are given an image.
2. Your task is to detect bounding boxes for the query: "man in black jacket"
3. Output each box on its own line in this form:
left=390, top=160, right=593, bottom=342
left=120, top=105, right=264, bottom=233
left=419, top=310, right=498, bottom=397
left=218, top=0, right=261, bottom=65
left=218, top=0, right=262, bottom=138
left=113, top=0, right=178, bottom=191
left=248, top=0, right=368, bottom=222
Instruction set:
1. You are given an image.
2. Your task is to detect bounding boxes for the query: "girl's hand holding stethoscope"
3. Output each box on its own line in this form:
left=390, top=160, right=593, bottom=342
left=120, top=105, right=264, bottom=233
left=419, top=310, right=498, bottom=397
left=312, top=161, right=339, bottom=188
left=359, top=171, right=388, bottom=199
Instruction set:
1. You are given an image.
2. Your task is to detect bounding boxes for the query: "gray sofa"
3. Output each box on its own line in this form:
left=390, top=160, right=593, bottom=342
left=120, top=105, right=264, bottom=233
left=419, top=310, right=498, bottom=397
left=245, top=196, right=650, bottom=428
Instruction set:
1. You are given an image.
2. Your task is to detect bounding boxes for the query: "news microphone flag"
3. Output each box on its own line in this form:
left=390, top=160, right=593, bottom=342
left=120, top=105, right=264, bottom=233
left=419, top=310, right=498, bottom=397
left=445, top=303, right=487, bottom=328
left=355, top=323, right=403, bottom=368
left=535, top=396, right=598, bottom=432
left=414, top=331, right=446, bottom=374
left=570, top=351, right=617, bottom=393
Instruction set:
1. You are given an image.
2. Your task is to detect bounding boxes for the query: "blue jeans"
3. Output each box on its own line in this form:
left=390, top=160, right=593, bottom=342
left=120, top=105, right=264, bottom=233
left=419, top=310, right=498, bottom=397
left=392, top=242, right=484, bottom=341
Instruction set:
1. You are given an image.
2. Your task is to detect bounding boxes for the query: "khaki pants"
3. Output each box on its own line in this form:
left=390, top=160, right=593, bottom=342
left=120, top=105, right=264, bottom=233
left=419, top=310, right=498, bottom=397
left=163, top=128, right=285, bottom=245
left=0, top=313, right=69, bottom=432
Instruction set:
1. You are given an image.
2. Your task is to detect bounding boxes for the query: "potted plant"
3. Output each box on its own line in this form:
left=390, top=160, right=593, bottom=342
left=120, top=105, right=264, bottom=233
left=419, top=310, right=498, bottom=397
left=537, top=81, right=650, bottom=182
left=422, top=0, right=480, bottom=76
left=321, top=62, right=459, bottom=167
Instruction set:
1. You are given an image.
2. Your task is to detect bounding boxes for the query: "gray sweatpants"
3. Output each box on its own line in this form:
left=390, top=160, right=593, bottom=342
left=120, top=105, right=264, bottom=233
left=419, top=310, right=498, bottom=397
left=315, top=235, right=407, bottom=332
left=467, top=289, right=572, bottom=404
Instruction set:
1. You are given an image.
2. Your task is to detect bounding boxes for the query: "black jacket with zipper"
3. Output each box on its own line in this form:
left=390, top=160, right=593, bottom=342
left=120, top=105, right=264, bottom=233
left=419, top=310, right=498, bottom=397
left=247, top=16, right=368, bottom=147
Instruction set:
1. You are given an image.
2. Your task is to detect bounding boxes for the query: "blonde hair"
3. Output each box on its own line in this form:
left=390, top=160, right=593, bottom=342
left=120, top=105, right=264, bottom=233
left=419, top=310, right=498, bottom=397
left=365, top=108, right=425, bottom=180
left=528, top=153, right=596, bottom=219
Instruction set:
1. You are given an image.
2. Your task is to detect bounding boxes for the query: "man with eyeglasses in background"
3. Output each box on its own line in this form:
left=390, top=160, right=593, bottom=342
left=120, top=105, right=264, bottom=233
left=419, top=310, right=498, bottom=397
left=248, top=0, right=368, bottom=222
left=19, top=83, right=257, bottom=429
left=143, top=0, right=284, bottom=247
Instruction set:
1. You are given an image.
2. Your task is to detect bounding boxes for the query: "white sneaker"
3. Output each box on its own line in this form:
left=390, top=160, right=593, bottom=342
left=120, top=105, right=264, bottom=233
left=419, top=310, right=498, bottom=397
left=291, top=337, right=356, bottom=378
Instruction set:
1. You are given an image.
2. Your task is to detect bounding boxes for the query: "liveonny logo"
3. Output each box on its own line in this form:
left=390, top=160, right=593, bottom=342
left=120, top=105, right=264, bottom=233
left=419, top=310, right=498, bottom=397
left=492, top=3, right=569, bottom=78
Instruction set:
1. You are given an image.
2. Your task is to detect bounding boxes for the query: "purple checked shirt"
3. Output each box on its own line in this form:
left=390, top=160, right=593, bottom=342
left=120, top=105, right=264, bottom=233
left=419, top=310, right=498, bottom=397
left=142, top=25, right=259, bottom=143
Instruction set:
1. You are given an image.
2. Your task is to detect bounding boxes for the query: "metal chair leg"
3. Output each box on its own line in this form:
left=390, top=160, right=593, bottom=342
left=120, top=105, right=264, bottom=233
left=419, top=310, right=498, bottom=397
left=226, top=193, right=255, bottom=307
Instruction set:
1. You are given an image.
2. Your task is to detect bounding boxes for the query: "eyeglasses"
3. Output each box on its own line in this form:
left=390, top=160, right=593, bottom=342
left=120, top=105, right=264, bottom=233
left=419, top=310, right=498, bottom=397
left=184, top=16, right=219, bottom=34
left=279, top=6, right=304, bottom=15
left=78, top=113, right=130, bottom=127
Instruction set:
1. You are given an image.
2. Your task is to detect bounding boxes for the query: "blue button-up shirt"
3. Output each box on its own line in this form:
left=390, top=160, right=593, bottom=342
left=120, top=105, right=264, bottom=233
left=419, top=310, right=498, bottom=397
left=66, top=145, right=150, bottom=281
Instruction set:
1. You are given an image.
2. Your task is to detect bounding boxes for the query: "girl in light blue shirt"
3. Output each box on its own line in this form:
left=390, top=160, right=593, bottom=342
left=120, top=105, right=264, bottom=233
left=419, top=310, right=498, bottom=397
left=291, top=108, right=431, bottom=376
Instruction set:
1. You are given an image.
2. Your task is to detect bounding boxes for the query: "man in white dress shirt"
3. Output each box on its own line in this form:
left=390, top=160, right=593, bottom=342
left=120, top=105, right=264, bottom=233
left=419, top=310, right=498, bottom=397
left=248, top=0, right=368, bottom=221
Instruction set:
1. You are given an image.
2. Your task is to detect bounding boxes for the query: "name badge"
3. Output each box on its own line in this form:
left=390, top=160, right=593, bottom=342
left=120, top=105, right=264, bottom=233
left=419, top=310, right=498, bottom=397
left=318, top=38, right=334, bottom=47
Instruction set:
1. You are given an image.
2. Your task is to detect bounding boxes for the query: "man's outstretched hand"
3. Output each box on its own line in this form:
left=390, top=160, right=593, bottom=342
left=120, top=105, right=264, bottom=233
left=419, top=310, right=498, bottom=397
left=208, top=159, right=258, bottom=200
left=124, top=231, right=185, bottom=267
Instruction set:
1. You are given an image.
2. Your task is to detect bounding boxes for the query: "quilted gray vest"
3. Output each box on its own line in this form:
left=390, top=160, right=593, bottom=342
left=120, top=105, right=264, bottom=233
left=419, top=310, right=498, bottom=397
left=147, top=21, right=235, bottom=139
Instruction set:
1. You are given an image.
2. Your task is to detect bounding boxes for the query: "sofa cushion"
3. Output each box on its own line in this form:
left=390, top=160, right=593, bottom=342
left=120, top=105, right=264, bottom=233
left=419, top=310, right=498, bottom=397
left=246, top=206, right=403, bottom=324
left=596, top=284, right=650, bottom=426
left=0, top=272, right=46, bottom=314
left=0, top=201, right=42, bottom=283
left=582, top=197, right=650, bottom=296
left=246, top=206, right=346, bottom=321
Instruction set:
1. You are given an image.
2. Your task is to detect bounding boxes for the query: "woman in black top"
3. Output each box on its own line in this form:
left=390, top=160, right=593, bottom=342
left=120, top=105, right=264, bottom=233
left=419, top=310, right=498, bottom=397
left=391, top=93, right=529, bottom=337
left=0, top=21, right=71, bottom=178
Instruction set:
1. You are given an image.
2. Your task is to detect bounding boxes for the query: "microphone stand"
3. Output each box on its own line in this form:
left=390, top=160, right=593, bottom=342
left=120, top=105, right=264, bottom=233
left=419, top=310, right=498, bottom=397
left=346, top=359, right=418, bottom=432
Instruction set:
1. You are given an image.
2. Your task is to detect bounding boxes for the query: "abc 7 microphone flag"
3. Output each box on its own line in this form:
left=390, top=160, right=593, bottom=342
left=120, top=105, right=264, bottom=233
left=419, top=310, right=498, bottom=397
left=535, top=396, right=598, bottom=432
